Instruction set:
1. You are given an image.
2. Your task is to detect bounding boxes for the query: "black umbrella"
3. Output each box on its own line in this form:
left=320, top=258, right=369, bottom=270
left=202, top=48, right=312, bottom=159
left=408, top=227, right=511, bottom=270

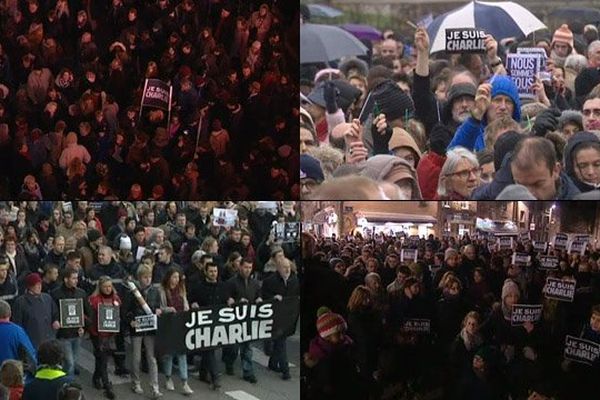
left=549, top=7, right=600, bottom=26
left=301, top=23, right=368, bottom=64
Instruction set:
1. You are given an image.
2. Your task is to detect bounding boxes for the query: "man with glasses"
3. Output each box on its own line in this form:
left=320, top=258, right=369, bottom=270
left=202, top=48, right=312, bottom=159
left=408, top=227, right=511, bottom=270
left=300, top=154, right=324, bottom=198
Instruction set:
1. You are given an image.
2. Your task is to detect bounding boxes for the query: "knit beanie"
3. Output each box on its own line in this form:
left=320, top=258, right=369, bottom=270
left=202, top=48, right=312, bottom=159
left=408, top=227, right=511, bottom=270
left=25, top=272, right=42, bottom=288
left=552, top=24, right=574, bottom=50
left=446, top=83, right=476, bottom=109
left=316, top=308, right=347, bottom=339
left=300, top=154, right=325, bottom=182
left=558, top=110, right=583, bottom=131
left=501, top=279, right=520, bottom=303
left=371, top=79, right=415, bottom=122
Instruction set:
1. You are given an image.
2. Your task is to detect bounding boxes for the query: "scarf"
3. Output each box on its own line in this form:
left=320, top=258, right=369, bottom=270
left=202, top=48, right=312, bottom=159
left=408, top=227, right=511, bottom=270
left=459, top=327, right=483, bottom=351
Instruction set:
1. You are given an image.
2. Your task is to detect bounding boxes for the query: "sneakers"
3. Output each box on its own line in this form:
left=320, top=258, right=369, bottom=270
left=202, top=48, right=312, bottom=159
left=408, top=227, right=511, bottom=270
left=132, top=382, right=143, bottom=394
left=243, top=375, right=257, bottom=384
left=165, top=377, right=175, bottom=391
left=181, top=381, right=194, bottom=396
left=150, top=385, right=163, bottom=399
left=225, top=364, right=234, bottom=376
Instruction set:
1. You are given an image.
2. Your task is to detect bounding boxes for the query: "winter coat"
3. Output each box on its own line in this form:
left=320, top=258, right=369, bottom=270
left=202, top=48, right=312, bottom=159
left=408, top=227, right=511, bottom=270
left=436, top=294, right=467, bottom=348
left=87, top=291, right=121, bottom=338
left=58, top=132, right=91, bottom=169
left=22, top=367, right=72, bottom=400
left=12, top=291, right=59, bottom=348
left=412, top=72, right=463, bottom=136
left=563, top=131, right=600, bottom=193
left=50, top=283, right=88, bottom=339
left=417, top=151, right=446, bottom=200
left=124, top=281, right=160, bottom=337
left=189, top=279, right=228, bottom=307
left=261, top=272, right=299, bottom=299
left=0, top=320, right=36, bottom=366
left=226, top=273, right=261, bottom=303
left=347, top=308, right=382, bottom=380
left=449, top=76, right=522, bottom=152
left=0, top=276, right=18, bottom=305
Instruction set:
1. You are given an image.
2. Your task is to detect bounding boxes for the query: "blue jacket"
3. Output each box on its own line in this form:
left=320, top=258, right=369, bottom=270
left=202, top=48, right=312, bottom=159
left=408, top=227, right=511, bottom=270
left=0, top=320, right=37, bottom=366
left=448, top=76, right=522, bottom=152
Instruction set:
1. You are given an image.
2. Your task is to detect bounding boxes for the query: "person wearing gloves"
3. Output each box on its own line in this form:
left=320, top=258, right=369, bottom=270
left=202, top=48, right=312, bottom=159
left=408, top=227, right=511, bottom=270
left=448, top=75, right=521, bottom=152
left=417, top=124, right=452, bottom=199
left=563, top=131, right=600, bottom=192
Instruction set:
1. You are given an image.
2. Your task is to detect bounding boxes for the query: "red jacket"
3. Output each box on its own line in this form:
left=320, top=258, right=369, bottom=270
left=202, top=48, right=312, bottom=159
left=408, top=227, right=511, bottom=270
left=416, top=151, right=446, bottom=200
left=87, top=292, right=121, bottom=338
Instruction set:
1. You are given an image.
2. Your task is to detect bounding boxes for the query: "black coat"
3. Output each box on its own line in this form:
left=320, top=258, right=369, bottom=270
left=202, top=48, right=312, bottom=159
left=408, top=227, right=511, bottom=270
left=50, top=283, right=89, bottom=339
left=261, top=272, right=299, bottom=299
left=189, top=279, right=228, bottom=307
left=226, top=274, right=261, bottom=303
left=123, top=281, right=160, bottom=337
left=347, top=309, right=382, bottom=379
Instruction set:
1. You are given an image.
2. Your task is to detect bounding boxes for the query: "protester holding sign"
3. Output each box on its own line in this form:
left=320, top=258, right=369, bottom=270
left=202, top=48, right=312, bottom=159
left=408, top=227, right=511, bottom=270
left=123, top=264, right=161, bottom=399
left=87, top=277, right=121, bottom=400
left=157, top=268, right=193, bottom=396
left=50, top=267, right=88, bottom=377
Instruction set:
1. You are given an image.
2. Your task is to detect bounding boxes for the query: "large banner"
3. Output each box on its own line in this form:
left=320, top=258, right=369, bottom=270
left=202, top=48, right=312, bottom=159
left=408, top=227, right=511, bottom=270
left=156, top=297, right=299, bottom=354
left=141, top=79, right=171, bottom=111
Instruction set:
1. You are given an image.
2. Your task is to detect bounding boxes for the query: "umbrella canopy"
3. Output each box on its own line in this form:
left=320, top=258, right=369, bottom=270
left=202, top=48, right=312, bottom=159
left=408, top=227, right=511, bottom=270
left=427, top=1, right=547, bottom=54
left=301, top=23, right=368, bottom=63
left=307, top=4, right=343, bottom=19
left=340, top=23, right=383, bottom=41
left=548, top=8, right=600, bottom=26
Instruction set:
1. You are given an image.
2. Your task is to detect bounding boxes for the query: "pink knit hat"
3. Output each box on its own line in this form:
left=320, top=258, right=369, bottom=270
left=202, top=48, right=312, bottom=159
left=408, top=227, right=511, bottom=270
left=552, top=24, right=574, bottom=50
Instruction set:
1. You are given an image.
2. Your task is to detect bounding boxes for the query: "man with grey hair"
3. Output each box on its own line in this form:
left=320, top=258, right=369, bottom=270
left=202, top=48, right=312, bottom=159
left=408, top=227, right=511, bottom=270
left=0, top=299, right=37, bottom=371
left=588, top=41, right=600, bottom=68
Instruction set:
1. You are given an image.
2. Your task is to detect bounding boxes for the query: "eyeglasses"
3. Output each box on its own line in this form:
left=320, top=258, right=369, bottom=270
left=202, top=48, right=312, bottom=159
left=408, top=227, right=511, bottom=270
left=583, top=108, right=600, bottom=118
left=446, top=167, right=481, bottom=180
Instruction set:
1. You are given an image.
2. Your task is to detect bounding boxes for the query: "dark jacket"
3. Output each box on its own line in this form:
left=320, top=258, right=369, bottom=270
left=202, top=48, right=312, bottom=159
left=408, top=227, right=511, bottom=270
left=261, top=272, right=299, bottom=299
left=12, top=291, right=59, bottom=349
left=412, top=72, right=462, bottom=137
left=347, top=308, right=382, bottom=380
left=124, top=281, right=160, bottom=337
left=50, top=283, right=89, bottom=339
left=563, top=131, right=600, bottom=193
left=23, top=367, right=72, bottom=400
left=0, top=276, right=18, bottom=305
left=189, top=279, right=229, bottom=307
left=226, top=273, right=261, bottom=303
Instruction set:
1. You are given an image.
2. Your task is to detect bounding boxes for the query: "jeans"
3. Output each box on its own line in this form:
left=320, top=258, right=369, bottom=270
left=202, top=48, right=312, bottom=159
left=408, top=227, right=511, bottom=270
left=162, top=353, right=188, bottom=381
left=132, top=336, right=159, bottom=388
left=61, top=337, right=82, bottom=376
left=270, top=337, right=289, bottom=374
left=223, top=342, right=254, bottom=377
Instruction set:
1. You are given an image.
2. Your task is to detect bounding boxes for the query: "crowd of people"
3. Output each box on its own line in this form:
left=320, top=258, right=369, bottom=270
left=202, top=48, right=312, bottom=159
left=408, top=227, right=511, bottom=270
left=301, top=230, right=600, bottom=400
left=300, top=11, right=600, bottom=200
left=0, top=0, right=300, bottom=200
left=0, top=200, right=300, bottom=399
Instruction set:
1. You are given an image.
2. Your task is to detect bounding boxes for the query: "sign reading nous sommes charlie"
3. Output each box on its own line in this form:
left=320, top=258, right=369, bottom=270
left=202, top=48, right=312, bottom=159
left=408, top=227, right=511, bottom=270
left=156, top=297, right=299, bottom=354
left=59, top=298, right=84, bottom=328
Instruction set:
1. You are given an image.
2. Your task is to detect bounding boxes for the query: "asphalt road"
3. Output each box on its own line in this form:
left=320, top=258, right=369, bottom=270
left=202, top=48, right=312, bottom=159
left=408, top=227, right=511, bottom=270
left=74, top=327, right=299, bottom=400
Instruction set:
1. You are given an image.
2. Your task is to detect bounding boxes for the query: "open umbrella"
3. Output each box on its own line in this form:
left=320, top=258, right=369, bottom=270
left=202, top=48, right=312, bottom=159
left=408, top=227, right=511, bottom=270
left=427, top=1, right=547, bottom=54
left=340, top=23, right=382, bottom=41
left=548, top=8, right=600, bottom=26
left=301, top=23, right=368, bottom=64
left=307, top=4, right=343, bottom=19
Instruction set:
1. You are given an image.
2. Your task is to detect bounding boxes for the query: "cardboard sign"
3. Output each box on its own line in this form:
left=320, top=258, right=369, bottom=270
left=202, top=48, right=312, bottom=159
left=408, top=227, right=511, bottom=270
left=511, top=252, right=531, bottom=266
left=400, top=249, right=418, bottom=263
left=543, top=278, right=576, bottom=302
left=498, top=237, right=513, bottom=250
left=135, top=314, right=158, bottom=332
left=538, top=255, right=559, bottom=271
left=401, top=319, right=431, bottom=334
left=516, top=47, right=550, bottom=81
left=533, top=241, right=548, bottom=253
left=98, top=304, right=120, bottom=333
left=519, top=231, right=531, bottom=243
left=564, top=335, right=600, bottom=365
left=506, top=54, right=541, bottom=99
left=445, top=28, right=486, bottom=53
left=212, top=208, right=238, bottom=227
left=553, top=233, right=568, bottom=251
left=274, top=222, right=300, bottom=243
left=59, top=298, right=84, bottom=329
left=569, top=240, right=587, bottom=255
left=511, top=304, right=543, bottom=326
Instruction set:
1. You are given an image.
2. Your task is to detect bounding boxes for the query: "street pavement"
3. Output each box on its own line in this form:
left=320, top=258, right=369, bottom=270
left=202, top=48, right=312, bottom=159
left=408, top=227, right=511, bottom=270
left=74, top=327, right=299, bottom=400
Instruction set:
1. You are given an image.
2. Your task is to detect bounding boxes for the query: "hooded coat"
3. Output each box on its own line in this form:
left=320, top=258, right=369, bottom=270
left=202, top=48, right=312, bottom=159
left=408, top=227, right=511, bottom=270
left=449, top=76, right=522, bottom=152
left=357, top=154, right=422, bottom=199
left=563, top=131, right=600, bottom=192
